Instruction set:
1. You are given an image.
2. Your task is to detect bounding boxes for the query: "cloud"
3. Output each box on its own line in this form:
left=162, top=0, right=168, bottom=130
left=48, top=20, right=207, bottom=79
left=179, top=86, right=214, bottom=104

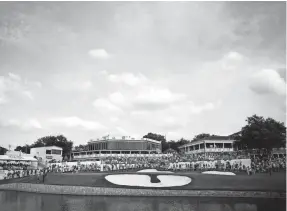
left=88, top=49, right=110, bottom=59
left=8, top=73, right=22, bottom=81
left=92, top=98, right=122, bottom=112
left=134, top=87, right=186, bottom=110
left=116, top=126, right=128, bottom=135
left=109, top=92, right=130, bottom=107
left=249, top=69, right=286, bottom=96
left=50, top=73, right=93, bottom=91
left=188, top=101, right=222, bottom=114
left=221, top=51, right=244, bottom=70
left=99, top=70, right=108, bottom=75
left=49, top=116, right=106, bottom=130
left=0, top=97, right=7, bottom=105
left=0, top=73, right=39, bottom=103
left=107, top=72, right=148, bottom=86
left=130, top=99, right=222, bottom=134
left=24, top=119, right=42, bottom=129
left=224, top=51, right=244, bottom=61
left=22, top=90, right=34, bottom=100
left=81, top=81, right=93, bottom=90
left=110, top=117, right=119, bottom=123
left=33, top=81, right=43, bottom=88
left=0, top=118, right=42, bottom=131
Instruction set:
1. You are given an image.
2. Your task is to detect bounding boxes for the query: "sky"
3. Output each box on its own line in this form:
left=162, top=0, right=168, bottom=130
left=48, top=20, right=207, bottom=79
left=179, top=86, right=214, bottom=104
left=0, top=2, right=286, bottom=149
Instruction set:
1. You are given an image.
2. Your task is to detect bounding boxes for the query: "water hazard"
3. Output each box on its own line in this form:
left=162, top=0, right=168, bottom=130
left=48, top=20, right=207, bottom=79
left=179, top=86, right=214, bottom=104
left=0, top=190, right=285, bottom=211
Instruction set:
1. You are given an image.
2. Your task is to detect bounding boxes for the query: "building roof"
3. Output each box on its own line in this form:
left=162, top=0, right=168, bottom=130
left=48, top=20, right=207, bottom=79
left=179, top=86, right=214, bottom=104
left=179, top=135, right=235, bottom=148
left=30, top=145, right=62, bottom=149
left=200, top=135, right=232, bottom=141
left=88, top=137, right=161, bottom=144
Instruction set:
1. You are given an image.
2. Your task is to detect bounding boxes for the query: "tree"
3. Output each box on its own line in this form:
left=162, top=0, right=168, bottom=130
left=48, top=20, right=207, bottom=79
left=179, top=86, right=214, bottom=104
left=74, top=144, right=87, bottom=151
left=178, top=138, right=189, bottom=146
left=192, top=133, right=211, bottom=141
left=143, top=133, right=166, bottom=142
left=18, top=135, right=73, bottom=159
left=236, top=115, right=286, bottom=152
left=143, top=132, right=168, bottom=152
left=0, top=146, right=8, bottom=155
left=143, top=133, right=190, bottom=153
left=15, top=145, right=31, bottom=153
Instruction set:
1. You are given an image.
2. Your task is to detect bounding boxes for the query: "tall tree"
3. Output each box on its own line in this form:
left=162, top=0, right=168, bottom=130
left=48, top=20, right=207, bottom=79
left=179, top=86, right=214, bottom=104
left=143, top=133, right=190, bottom=153
left=192, top=133, right=211, bottom=141
left=143, top=132, right=167, bottom=152
left=0, top=146, right=8, bottom=155
left=236, top=115, right=286, bottom=152
left=19, top=135, right=73, bottom=159
left=14, top=145, right=31, bottom=154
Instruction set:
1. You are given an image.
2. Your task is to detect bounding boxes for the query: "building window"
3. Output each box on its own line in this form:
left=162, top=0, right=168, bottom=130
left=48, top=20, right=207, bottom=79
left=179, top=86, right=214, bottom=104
left=200, top=143, right=204, bottom=149
left=52, top=149, right=61, bottom=155
left=46, top=150, right=51, bottom=154
left=224, top=143, right=232, bottom=148
left=206, top=143, right=214, bottom=148
left=215, top=143, right=223, bottom=148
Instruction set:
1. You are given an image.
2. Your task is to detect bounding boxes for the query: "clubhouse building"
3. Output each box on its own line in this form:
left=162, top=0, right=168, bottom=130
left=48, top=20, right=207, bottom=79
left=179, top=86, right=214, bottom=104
left=178, top=135, right=235, bottom=154
left=72, top=136, right=162, bottom=161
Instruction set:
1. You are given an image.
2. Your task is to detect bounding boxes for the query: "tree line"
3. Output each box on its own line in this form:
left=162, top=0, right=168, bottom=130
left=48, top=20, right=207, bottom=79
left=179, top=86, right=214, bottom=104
left=13, top=135, right=73, bottom=160
left=143, top=115, right=286, bottom=153
left=1, top=114, right=285, bottom=157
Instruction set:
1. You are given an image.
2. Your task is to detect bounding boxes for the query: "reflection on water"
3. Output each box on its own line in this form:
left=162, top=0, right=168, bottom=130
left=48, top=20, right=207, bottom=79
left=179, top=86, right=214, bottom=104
left=0, top=191, right=285, bottom=211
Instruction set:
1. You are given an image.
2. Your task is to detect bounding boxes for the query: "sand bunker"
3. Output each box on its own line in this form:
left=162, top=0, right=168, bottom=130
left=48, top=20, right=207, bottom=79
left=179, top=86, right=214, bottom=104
left=105, top=174, right=191, bottom=187
left=137, top=169, right=174, bottom=173
left=202, top=171, right=236, bottom=176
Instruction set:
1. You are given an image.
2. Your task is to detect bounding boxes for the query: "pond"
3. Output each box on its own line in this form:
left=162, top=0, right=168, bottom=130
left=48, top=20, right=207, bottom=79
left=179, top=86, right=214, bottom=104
left=0, top=191, right=285, bottom=211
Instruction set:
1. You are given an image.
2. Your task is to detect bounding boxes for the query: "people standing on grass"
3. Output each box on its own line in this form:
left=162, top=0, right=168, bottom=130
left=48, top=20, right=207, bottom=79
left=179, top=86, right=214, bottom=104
left=36, top=169, right=41, bottom=183
left=42, top=169, right=48, bottom=183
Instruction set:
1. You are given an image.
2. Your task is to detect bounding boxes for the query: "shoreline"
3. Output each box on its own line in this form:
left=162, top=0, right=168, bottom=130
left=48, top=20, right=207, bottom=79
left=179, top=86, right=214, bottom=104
left=0, top=183, right=285, bottom=199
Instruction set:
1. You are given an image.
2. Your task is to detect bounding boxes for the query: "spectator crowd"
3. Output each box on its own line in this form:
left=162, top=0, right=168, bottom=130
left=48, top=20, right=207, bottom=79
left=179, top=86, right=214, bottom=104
left=0, top=150, right=285, bottom=180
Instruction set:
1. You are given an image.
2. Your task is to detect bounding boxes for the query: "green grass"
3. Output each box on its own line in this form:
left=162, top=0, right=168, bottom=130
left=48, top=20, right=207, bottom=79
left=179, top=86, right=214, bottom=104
left=1, top=171, right=285, bottom=192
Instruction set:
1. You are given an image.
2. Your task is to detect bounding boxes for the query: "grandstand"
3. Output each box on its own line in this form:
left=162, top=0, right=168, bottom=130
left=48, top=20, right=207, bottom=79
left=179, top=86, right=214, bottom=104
left=72, top=136, right=162, bottom=161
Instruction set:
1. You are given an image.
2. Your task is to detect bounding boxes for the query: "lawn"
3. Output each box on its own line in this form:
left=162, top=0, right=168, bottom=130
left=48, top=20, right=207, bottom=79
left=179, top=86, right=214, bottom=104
left=2, top=170, right=285, bottom=192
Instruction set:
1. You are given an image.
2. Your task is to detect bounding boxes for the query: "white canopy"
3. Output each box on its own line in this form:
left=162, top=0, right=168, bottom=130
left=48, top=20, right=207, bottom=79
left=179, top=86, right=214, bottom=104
left=0, top=155, right=37, bottom=161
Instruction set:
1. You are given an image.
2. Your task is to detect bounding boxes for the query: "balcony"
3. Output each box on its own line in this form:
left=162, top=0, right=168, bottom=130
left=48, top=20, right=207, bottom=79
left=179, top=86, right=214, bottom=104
left=185, top=148, right=234, bottom=154
left=73, top=153, right=172, bottom=160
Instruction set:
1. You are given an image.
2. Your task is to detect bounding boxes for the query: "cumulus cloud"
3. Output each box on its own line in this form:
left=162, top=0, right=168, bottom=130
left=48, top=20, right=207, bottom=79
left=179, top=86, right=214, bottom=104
left=22, top=90, right=34, bottom=100
left=110, top=117, right=119, bottom=123
left=0, top=73, right=39, bottom=103
left=81, top=81, right=93, bottom=90
left=130, top=99, right=222, bottom=134
left=24, top=119, right=42, bottom=129
left=116, top=126, right=129, bottom=135
left=134, top=87, right=186, bottom=110
left=94, top=86, right=188, bottom=112
left=89, top=49, right=110, bottom=59
left=99, top=70, right=108, bottom=75
left=93, top=98, right=122, bottom=112
left=224, top=51, right=243, bottom=61
left=107, top=72, right=148, bottom=86
left=221, top=51, right=244, bottom=70
left=109, top=92, right=129, bottom=107
left=188, top=101, right=222, bottom=114
left=50, top=72, right=93, bottom=91
left=49, top=116, right=106, bottom=130
left=8, top=73, right=22, bottom=81
left=249, top=69, right=286, bottom=96
left=0, top=118, right=42, bottom=131
left=35, top=82, right=42, bottom=88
